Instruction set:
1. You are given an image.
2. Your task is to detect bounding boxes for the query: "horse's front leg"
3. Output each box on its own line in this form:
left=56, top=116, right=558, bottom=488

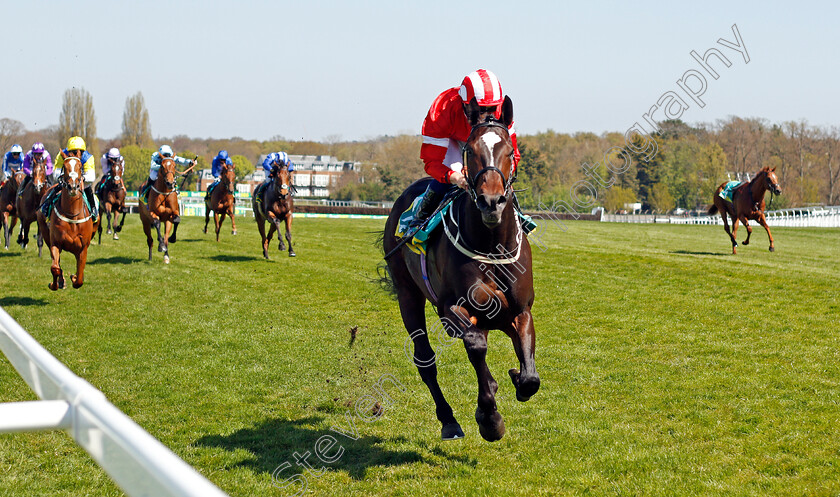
left=214, top=211, right=223, bottom=242
left=151, top=214, right=165, bottom=252
left=505, top=310, right=541, bottom=402
left=729, top=214, right=740, bottom=254
left=168, top=215, right=181, bottom=244
left=446, top=306, right=504, bottom=441
left=204, top=203, right=211, bottom=234
left=163, top=220, right=172, bottom=264
left=70, top=246, right=88, bottom=288
left=273, top=217, right=286, bottom=252
left=115, top=209, right=126, bottom=232
left=2, top=213, right=8, bottom=249
left=106, top=207, right=113, bottom=234
left=465, top=325, right=504, bottom=441
left=740, top=215, right=752, bottom=245
left=36, top=227, right=43, bottom=258
left=49, top=245, right=64, bottom=290
left=229, top=206, right=237, bottom=236
left=757, top=213, right=776, bottom=252
left=284, top=214, right=295, bottom=257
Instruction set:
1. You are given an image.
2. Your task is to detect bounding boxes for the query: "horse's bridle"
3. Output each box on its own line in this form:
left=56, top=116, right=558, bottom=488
left=461, top=119, right=516, bottom=203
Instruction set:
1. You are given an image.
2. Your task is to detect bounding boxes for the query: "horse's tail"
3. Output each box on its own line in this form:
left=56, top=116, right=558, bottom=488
left=708, top=204, right=718, bottom=215
left=372, top=229, right=398, bottom=298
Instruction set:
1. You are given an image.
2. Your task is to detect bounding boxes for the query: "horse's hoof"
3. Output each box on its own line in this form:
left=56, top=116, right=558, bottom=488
left=475, top=409, right=505, bottom=442
left=289, top=251, right=296, bottom=257
left=113, top=234, right=119, bottom=240
left=232, top=230, right=237, bottom=235
left=48, top=283, right=57, bottom=291
left=509, top=368, right=540, bottom=402
left=769, top=246, right=775, bottom=252
left=106, top=229, right=112, bottom=234
left=742, top=240, right=749, bottom=245
left=71, top=275, right=82, bottom=289
left=115, top=226, right=122, bottom=232
left=168, top=235, right=177, bottom=243
left=203, top=227, right=207, bottom=234
left=441, top=423, right=465, bottom=441
left=164, top=255, right=170, bottom=264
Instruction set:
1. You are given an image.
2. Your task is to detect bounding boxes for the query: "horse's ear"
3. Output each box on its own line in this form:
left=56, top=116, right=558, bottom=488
left=771, top=166, right=776, bottom=172
left=465, top=97, right=480, bottom=126
left=500, top=95, right=514, bottom=128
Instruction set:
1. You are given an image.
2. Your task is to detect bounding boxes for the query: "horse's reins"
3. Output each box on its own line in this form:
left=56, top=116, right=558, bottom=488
left=461, top=119, right=517, bottom=203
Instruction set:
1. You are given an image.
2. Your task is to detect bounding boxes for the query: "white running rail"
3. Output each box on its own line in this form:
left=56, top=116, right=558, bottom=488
left=602, top=206, right=840, bottom=227
left=0, top=307, right=229, bottom=497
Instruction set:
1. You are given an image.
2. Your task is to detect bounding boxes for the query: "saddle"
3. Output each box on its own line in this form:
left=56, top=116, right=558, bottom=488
left=719, top=181, right=743, bottom=203
left=395, top=190, right=538, bottom=256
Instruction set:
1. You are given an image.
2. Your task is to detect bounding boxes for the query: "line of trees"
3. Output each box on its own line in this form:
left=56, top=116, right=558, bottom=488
left=3, top=90, right=838, bottom=207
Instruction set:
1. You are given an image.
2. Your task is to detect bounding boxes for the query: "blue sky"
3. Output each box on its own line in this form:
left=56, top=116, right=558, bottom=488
left=3, top=0, right=837, bottom=141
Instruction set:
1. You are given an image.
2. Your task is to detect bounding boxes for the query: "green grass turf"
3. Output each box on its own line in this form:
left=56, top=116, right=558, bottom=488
left=1, top=214, right=838, bottom=496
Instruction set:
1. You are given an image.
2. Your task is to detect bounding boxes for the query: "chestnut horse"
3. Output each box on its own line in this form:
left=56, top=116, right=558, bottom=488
left=252, top=166, right=295, bottom=258
left=36, top=157, right=98, bottom=290
left=15, top=160, right=48, bottom=256
left=709, top=166, right=782, bottom=254
left=382, top=97, right=539, bottom=442
left=139, top=158, right=186, bottom=264
left=204, top=162, right=237, bottom=241
left=95, top=161, right=128, bottom=243
left=1, top=169, right=24, bottom=249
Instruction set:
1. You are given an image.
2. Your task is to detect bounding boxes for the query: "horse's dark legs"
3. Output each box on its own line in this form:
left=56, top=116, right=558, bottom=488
left=461, top=324, right=504, bottom=442
left=284, top=215, right=295, bottom=257
left=740, top=215, right=752, bottom=245
left=105, top=208, right=113, bottom=234
left=36, top=227, right=43, bottom=258
left=255, top=216, right=270, bottom=259
left=168, top=215, right=180, bottom=243
left=152, top=218, right=165, bottom=252
left=729, top=215, right=740, bottom=254
left=204, top=204, right=211, bottom=234
left=720, top=209, right=737, bottom=254
left=395, top=282, right=461, bottom=440
left=97, top=215, right=103, bottom=244
left=757, top=213, right=776, bottom=252
left=115, top=210, right=126, bottom=232
left=2, top=214, right=8, bottom=250
left=274, top=218, right=286, bottom=252
left=506, top=310, right=541, bottom=402
left=214, top=212, right=223, bottom=242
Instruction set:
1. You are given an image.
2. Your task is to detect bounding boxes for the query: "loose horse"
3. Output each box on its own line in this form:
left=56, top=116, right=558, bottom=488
left=1, top=169, right=24, bottom=250
left=204, top=162, right=237, bottom=241
left=382, top=97, right=539, bottom=442
left=252, top=166, right=295, bottom=258
left=15, top=160, right=48, bottom=256
left=138, top=158, right=185, bottom=263
left=36, top=157, right=97, bottom=290
left=709, top=166, right=782, bottom=254
left=96, top=161, right=128, bottom=243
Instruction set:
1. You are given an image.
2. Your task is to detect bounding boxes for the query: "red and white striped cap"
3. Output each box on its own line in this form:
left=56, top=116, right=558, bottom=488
left=458, top=69, right=503, bottom=106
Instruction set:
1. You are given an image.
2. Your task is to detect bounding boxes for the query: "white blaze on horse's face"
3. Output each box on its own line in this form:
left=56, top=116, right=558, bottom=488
left=480, top=132, right=503, bottom=169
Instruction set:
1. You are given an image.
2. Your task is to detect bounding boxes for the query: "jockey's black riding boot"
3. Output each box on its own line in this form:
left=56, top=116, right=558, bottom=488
left=410, top=186, right=439, bottom=228
left=84, top=185, right=98, bottom=222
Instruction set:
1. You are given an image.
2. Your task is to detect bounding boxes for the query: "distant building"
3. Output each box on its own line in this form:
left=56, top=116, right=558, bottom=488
left=197, top=155, right=359, bottom=197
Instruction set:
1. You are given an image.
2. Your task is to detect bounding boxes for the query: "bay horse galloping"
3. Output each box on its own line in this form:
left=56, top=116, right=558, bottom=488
left=96, top=160, right=128, bottom=243
left=252, top=166, right=295, bottom=258
left=1, top=169, right=24, bottom=250
left=15, top=160, right=48, bottom=256
left=709, top=166, right=782, bottom=254
left=36, top=157, right=98, bottom=290
left=139, top=158, right=185, bottom=264
left=383, top=96, right=539, bottom=442
left=204, top=162, right=237, bottom=241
